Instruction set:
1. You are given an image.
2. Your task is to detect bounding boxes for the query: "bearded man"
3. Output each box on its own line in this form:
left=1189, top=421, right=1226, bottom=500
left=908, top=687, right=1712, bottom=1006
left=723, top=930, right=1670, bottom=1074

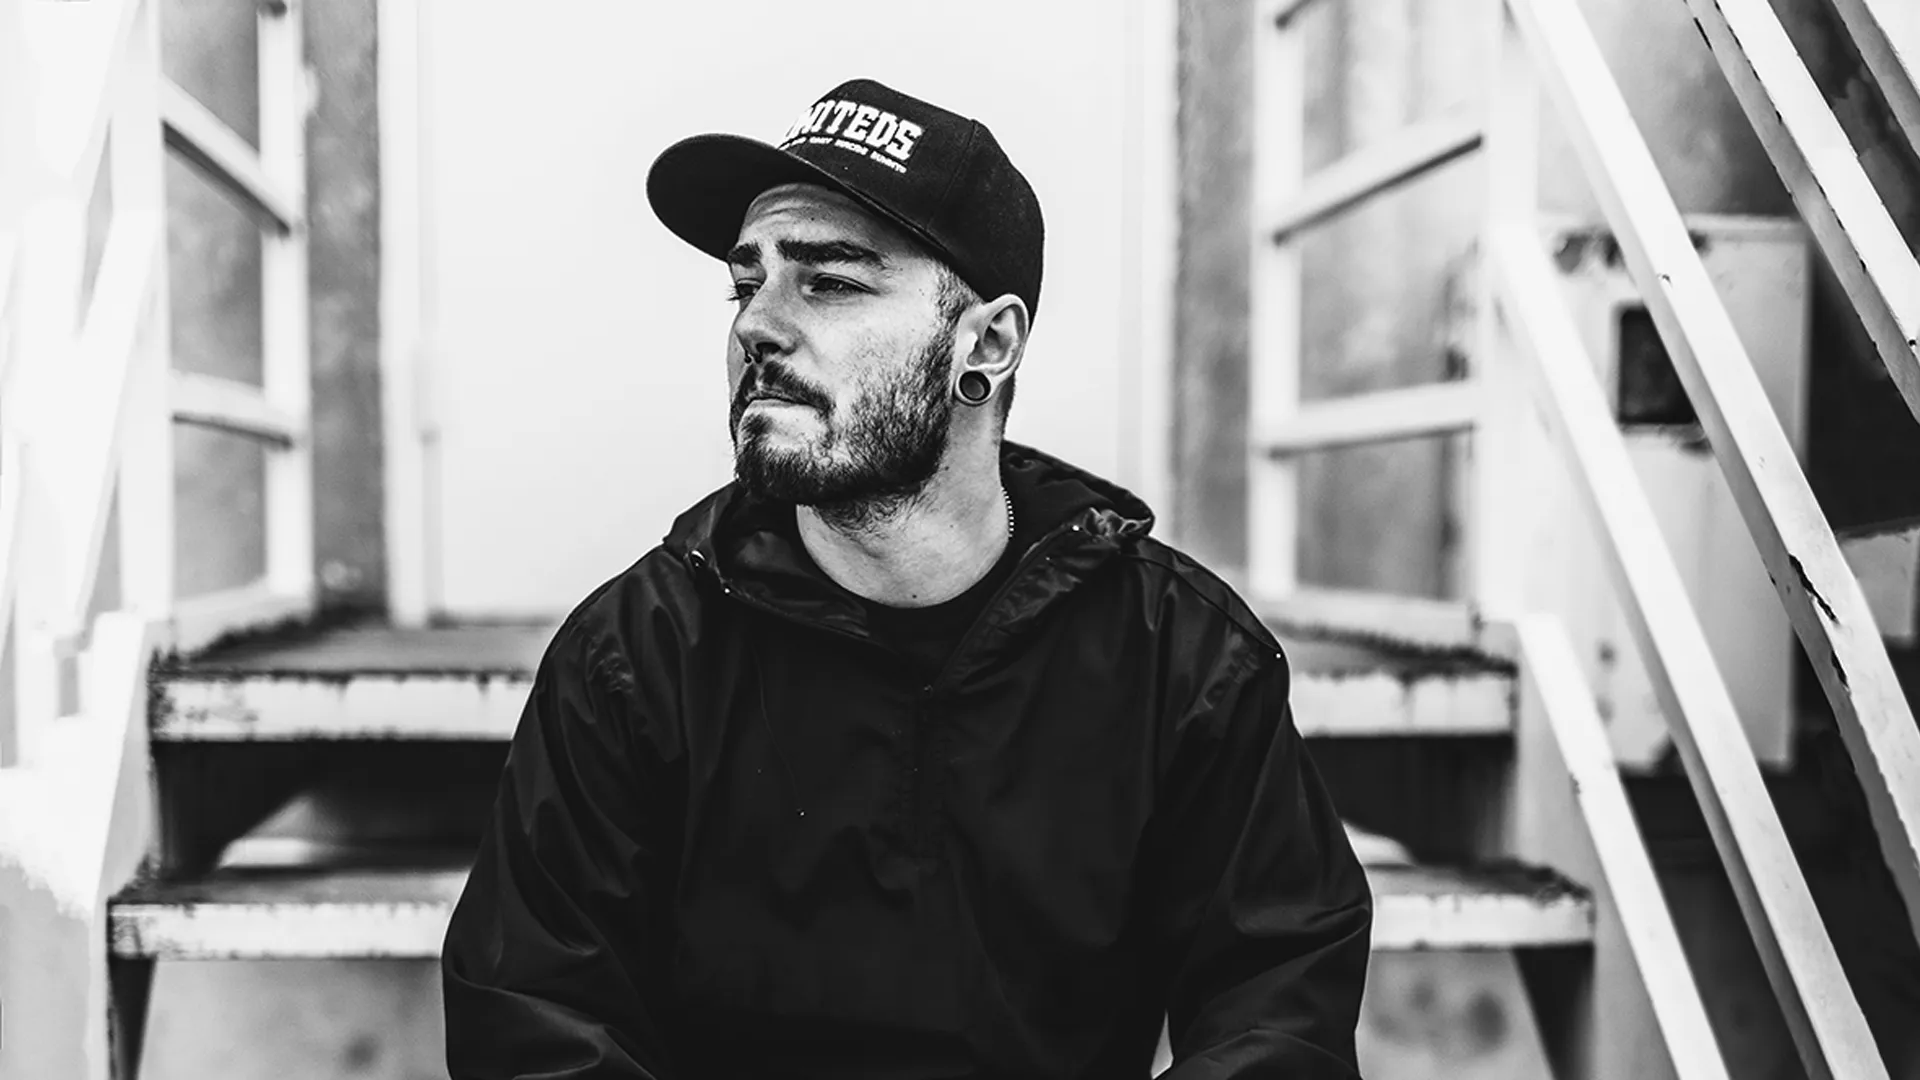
left=442, top=79, right=1372, bottom=1079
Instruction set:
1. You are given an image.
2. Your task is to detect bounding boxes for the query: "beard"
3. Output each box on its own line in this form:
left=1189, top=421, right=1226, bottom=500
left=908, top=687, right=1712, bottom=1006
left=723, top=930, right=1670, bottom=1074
left=730, top=318, right=957, bottom=510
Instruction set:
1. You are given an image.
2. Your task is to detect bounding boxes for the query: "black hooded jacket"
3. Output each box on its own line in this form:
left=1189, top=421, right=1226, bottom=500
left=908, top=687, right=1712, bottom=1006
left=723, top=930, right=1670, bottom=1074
left=442, top=443, right=1372, bottom=1079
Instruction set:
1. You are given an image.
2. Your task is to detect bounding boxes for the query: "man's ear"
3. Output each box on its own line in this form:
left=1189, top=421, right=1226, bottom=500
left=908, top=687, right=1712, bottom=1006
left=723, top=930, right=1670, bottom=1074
left=960, top=294, right=1029, bottom=382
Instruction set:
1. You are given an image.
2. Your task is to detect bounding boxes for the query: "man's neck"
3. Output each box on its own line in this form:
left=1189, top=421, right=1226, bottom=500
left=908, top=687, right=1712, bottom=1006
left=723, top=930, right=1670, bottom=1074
left=796, top=440, right=1008, bottom=609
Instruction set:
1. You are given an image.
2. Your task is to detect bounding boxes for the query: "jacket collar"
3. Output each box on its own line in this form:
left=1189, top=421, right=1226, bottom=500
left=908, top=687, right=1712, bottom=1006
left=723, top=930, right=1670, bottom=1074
left=664, top=441, right=1154, bottom=678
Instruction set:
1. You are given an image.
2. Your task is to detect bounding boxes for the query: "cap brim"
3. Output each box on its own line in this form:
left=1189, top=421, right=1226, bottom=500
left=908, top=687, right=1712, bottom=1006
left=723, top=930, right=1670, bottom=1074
left=647, top=133, right=954, bottom=270
left=645, top=134, right=871, bottom=261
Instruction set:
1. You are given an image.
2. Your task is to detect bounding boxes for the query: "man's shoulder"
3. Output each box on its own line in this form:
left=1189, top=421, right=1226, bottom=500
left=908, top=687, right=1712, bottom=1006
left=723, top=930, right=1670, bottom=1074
left=1105, top=534, right=1283, bottom=660
left=541, top=544, right=705, bottom=670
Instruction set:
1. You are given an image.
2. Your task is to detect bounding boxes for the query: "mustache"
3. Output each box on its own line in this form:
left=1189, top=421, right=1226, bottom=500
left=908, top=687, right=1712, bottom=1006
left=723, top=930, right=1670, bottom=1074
left=732, top=363, right=831, bottom=415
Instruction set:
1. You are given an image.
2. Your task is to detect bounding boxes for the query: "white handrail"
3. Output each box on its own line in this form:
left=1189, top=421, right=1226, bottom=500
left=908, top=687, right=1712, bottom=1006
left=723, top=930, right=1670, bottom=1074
left=0, top=446, right=24, bottom=768
left=0, top=2, right=171, bottom=1074
left=1509, top=0, right=1920, bottom=953
left=1511, top=617, right=1729, bottom=1080
left=1245, top=1, right=1905, bottom=1074
left=19, top=0, right=143, bottom=202
left=1679, top=0, right=1920, bottom=427
left=16, top=208, right=161, bottom=639
left=1492, top=224, right=1887, bottom=1080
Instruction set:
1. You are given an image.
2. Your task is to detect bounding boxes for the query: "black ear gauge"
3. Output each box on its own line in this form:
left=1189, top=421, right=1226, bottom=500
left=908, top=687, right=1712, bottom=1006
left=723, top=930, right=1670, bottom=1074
left=957, top=369, right=993, bottom=406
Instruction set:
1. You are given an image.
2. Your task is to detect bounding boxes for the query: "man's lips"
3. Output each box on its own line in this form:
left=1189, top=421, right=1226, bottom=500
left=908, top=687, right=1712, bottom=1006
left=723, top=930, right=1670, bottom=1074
left=748, top=391, right=811, bottom=407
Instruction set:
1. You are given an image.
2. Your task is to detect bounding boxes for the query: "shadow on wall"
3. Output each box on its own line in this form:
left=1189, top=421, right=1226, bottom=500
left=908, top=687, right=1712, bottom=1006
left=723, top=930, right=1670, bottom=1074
left=143, top=960, right=444, bottom=1080
left=143, top=956, right=1551, bottom=1080
left=1358, top=952, right=1553, bottom=1078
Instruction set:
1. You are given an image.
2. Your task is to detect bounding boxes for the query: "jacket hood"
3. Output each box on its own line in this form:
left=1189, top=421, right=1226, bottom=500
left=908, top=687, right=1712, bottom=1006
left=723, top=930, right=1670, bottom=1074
left=662, top=442, right=1154, bottom=677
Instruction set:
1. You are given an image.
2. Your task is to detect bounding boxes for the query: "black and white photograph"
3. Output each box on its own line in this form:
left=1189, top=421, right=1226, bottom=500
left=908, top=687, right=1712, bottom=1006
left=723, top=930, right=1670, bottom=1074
left=2, top=0, right=1919, bottom=1077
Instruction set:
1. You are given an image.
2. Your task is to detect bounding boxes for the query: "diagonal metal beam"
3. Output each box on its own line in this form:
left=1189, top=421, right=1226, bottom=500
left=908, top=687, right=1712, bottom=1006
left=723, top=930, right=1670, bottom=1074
left=1510, top=0, right=1920, bottom=962
left=1676, top=0, right=1920, bottom=428
left=1492, top=224, right=1887, bottom=1080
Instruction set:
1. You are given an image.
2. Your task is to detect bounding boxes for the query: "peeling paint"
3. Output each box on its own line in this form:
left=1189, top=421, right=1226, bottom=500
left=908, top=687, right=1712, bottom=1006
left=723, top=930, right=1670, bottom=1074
left=1269, top=622, right=1518, bottom=678
left=1461, top=858, right=1594, bottom=904
left=152, top=670, right=531, bottom=741
left=1790, top=554, right=1838, bottom=621
left=105, top=856, right=1594, bottom=959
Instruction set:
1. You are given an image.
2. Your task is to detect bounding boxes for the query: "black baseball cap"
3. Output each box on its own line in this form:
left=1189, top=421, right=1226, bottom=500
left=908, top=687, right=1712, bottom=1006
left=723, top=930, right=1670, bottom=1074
left=646, top=78, right=1045, bottom=320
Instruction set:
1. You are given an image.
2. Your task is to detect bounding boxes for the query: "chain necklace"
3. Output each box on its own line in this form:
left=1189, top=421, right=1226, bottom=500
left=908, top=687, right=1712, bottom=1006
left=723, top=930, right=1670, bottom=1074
left=1003, top=488, right=1015, bottom=539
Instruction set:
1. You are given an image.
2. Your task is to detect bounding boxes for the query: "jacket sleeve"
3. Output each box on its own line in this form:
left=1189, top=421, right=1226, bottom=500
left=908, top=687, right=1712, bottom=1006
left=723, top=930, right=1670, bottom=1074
left=442, top=622, right=684, bottom=1079
left=1152, top=651, right=1373, bottom=1079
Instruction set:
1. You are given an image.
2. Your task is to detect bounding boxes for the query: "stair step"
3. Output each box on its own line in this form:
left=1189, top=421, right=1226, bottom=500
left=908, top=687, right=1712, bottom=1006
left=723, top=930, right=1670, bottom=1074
left=152, top=621, right=1515, bottom=742
left=111, top=847, right=467, bottom=960
left=108, top=846, right=1588, bottom=960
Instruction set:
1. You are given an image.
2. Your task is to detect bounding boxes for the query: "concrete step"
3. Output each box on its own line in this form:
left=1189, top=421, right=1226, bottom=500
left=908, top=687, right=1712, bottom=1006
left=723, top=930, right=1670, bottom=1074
left=108, top=841, right=1589, bottom=960
left=151, top=620, right=1515, bottom=742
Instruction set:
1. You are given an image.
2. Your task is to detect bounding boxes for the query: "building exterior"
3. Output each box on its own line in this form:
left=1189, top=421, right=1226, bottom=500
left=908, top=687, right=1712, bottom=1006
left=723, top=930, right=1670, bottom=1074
left=3, top=0, right=1920, bottom=1077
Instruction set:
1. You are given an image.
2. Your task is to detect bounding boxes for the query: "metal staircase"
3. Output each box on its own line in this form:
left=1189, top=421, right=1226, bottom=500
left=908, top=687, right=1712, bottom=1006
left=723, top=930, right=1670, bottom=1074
left=2, top=0, right=1919, bottom=1076
left=114, top=619, right=1589, bottom=1078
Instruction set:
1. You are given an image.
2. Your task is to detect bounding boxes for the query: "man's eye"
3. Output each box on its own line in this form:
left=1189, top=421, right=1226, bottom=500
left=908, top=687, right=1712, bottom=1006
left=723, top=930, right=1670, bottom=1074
left=725, top=281, right=760, bottom=304
left=809, top=277, right=861, bottom=296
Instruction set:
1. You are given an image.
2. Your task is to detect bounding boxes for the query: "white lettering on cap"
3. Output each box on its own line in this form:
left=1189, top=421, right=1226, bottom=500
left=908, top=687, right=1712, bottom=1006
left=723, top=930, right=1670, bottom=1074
left=822, top=101, right=859, bottom=135
left=778, top=99, right=924, bottom=167
left=864, top=112, right=899, bottom=150
left=885, top=120, right=923, bottom=162
left=842, top=105, right=880, bottom=141
left=780, top=100, right=833, bottom=145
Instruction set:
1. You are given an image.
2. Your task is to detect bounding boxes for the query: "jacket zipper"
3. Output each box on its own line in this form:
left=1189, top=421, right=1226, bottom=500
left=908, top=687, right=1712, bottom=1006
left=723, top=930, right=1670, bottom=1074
left=922, top=525, right=1082, bottom=694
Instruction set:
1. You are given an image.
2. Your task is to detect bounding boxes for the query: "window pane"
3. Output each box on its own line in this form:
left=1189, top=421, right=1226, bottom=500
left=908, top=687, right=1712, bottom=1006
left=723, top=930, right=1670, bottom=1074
left=166, top=155, right=263, bottom=385
left=174, top=424, right=267, bottom=598
left=159, top=0, right=259, bottom=149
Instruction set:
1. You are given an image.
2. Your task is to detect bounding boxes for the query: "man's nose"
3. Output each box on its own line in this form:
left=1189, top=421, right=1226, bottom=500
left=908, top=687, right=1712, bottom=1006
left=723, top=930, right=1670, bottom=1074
left=733, top=286, right=796, bottom=365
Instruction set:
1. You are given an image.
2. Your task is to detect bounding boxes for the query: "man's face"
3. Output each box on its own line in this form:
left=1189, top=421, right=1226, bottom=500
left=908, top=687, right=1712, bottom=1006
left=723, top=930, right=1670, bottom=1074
left=725, top=183, right=962, bottom=507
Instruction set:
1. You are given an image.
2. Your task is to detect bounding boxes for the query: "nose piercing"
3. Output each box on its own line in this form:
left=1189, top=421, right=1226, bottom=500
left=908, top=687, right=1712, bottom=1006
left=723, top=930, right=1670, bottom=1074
left=956, top=370, right=993, bottom=406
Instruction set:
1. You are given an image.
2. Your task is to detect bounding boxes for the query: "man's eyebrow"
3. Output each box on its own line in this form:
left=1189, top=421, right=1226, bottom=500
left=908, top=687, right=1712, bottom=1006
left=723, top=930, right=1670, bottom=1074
left=777, top=238, right=889, bottom=269
left=726, top=242, right=761, bottom=269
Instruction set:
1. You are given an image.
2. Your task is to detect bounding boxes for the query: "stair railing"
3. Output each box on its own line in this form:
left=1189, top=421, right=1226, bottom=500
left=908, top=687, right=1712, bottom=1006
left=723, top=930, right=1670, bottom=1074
left=1682, top=0, right=1920, bottom=425
left=1, top=0, right=172, bottom=767
left=1482, top=0, right=1920, bottom=1073
left=1667, top=0, right=1920, bottom=939
left=1503, top=616, right=1728, bottom=1080
left=0, top=0, right=171, bottom=1075
left=0, top=0, right=314, bottom=1075
left=0, top=0, right=26, bottom=770
left=1256, top=0, right=1919, bottom=1074
left=1252, top=2, right=1731, bottom=1076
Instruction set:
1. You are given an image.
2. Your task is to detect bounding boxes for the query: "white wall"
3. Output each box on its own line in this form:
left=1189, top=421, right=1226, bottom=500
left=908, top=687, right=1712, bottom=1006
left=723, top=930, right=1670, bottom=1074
left=404, top=1, right=1169, bottom=617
